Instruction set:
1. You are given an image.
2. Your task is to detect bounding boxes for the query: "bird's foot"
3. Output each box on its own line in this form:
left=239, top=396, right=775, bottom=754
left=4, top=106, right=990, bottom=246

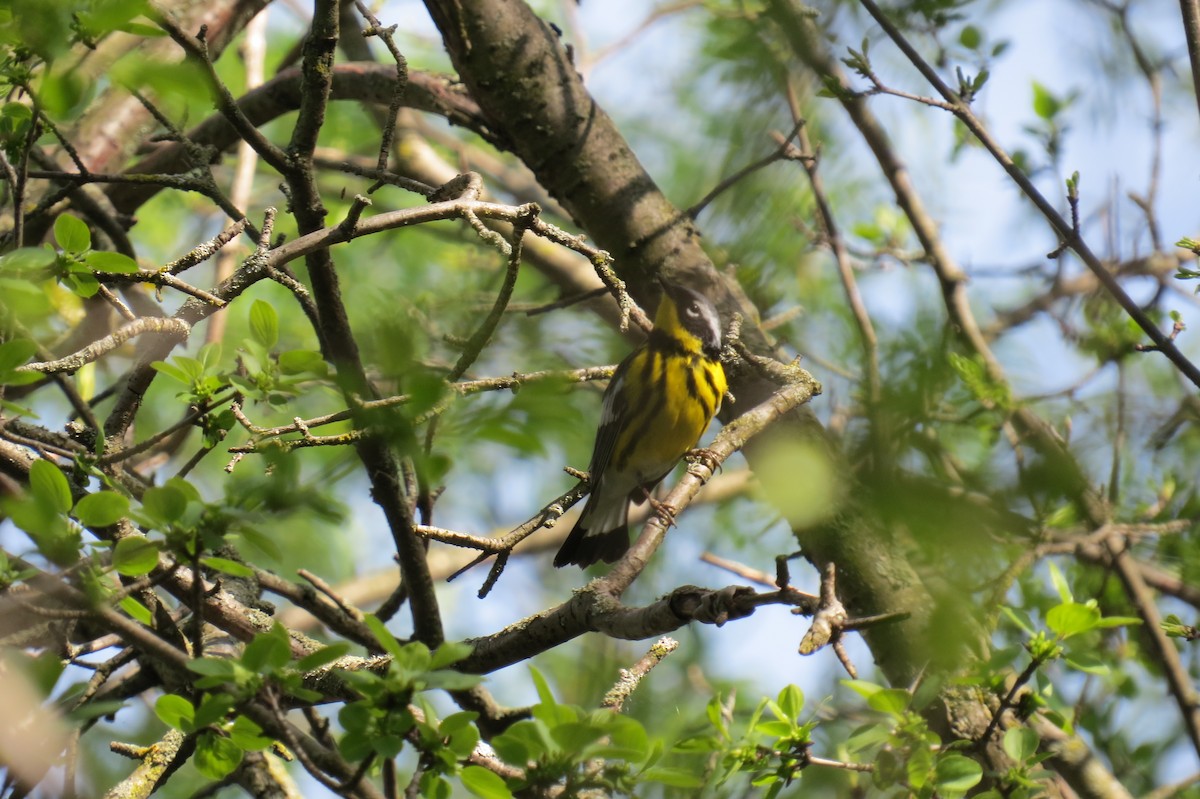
left=686, top=447, right=723, bottom=476
left=641, top=488, right=678, bottom=527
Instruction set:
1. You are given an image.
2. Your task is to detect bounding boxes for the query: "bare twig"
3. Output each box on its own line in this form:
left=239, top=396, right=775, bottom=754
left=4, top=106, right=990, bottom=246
left=601, top=637, right=679, bottom=712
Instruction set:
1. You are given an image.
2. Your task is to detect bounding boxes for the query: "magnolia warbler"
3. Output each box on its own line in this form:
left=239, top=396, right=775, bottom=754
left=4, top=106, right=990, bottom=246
left=554, top=281, right=728, bottom=568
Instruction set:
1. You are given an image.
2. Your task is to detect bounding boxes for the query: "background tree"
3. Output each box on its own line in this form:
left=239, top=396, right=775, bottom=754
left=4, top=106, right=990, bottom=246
left=0, top=0, right=1197, bottom=797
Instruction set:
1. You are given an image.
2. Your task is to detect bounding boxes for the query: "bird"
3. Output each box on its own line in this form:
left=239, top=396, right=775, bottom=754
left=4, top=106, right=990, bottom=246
left=554, top=280, right=728, bottom=568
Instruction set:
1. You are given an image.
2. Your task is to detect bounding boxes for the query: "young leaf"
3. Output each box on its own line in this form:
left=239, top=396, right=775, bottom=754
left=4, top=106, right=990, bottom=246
left=192, top=692, right=235, bottom=729
left=74, top=491, right=130, bottom=527
left=228, top=714, right=275, bottom=751
left=1046, top=602, right=1100, bottom=640
left=295, top=643, right=351, bottom=673
left=642, top=767, right=705, bottom=788
left=112, top=535, right=159, bottom=577
left=249, top=300, right=279, bottom=349
left=934, top=754, right=983, bottom=796
left=30, top=459, right=72, bottom=515
left=194, top=731, right=243, bottom=780
left=119, top=596, right=153, bottom=625
left=363, top=614, right=406, bottom=659
left=460, top=765, right=513, bottom=799
left=430, top=640, right=473, bottom=670
left=776, top=684, right=804, bottom=721
left=201, top=557, right=254, bottom=578
left=154, top=694, right=195, bottom=732
left=867, top=688, right=911, bottom=717
left=54, top=213, right=91, bottom=252
left=85, top=251, right=139, bottom=274
left=0, top=247, right=56, bottom=273
left=141, top=484, right=188, bottom=525
left=1002, top=727, right=1039, bottom=763
left=0, top=339, right=37, bottom=373
left=1047, top=561, right=1073, bottom=604
left=241, top=623, right=292, bottom=673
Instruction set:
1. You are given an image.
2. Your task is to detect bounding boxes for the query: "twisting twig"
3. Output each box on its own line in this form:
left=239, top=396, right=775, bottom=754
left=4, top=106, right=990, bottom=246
left=352, top=0, right=409, bottom=193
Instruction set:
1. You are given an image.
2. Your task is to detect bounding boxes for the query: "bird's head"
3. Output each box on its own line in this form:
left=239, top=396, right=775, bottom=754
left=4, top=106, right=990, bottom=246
left=654, top=280, right=723, bottom=358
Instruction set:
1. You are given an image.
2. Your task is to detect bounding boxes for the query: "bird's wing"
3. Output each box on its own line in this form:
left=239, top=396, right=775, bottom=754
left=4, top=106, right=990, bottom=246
left=586, top=348, right=639, bottom=480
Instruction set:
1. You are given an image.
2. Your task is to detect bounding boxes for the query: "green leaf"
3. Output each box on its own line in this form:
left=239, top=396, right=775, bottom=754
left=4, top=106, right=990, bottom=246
left=843, top=679, right=885, bottom=701
left=430, top=640, right=473, bottom=670
left=1047, top=562, right=1073, bottom=603
left=74, top=491, right=130, bottom=526
left=550, top=722, right=607, bottom=753
left=278, top=349, right=326, bottom=375
left=490, top=720, right=545, bottom=765
left=529, top=666, right=557, bottom=708
left=363, top=614, right=405, bottom=659
left=187, top=657, right=239, bottom=680
left=867, top=688, right=911, bottom=717
left=0, top=339, right=37, bottom=373
left=154, top=693, right=195, bottom=732
left=228, top=715, right=274, bottom=751
left=29, top=459, right=72, bottom=514
left=150, top=360, right=192, bottom=385
left=201, top=556, right=254, bottom=578
left=120, top=596, right=152, bottom=625
left=756, top=720, right=796, bottom=737
left=446, top=720, right=481, bottom=758
left=420, top=773, right=452, bottom=799
left=141, top=484, right=188, bottom=524
left=642, top=766, right=705, bottom=788
left=296, top=643, right=351, bottom=673
left=67, top=699, right=127, bottom=723
left=85, top=251, right=139, bottom=274
left=1093, top=615, right=1142, bottom=629
left=845, top=721, right=891, bottom=753
left=602, top=715, right=650, bottom=761
left=959, top=25, right=981, bottom=49
left=440, top=711, right=480, bottom=735
left=235, top=527, right=283, bottom=561
left=0, top=247, right=56, bottom=274
left=54, top=214, right=91, bottom=252
left=776, top=684, right=803, bottom=720
left=249, top=300, right=279, bottom=349
left=112, top=535, right=159, bottom=577
left=66, top=271, right=101, bottom=298
left=1003, top=727, right=1039, bottom=762
left=339, top=730, right=374, bottom=762
left=934, top=754, right=983, bottom=796
left=460, top=765, right=512, bottom=799
left=241, top=623, right=292, bottom=673
left=1031, top=81, right=1061, bottom=120
left=1000, top=607, right=1036, bottom=636
left=194, top=731, right=243, bottom=780
left=423, top=671, right=482, bottom=691
left=1064, top=652, right=1110, bottom=676
left=1046, top=602, right=1100, bottom=640
left=192, top=692, right=235, bottom=729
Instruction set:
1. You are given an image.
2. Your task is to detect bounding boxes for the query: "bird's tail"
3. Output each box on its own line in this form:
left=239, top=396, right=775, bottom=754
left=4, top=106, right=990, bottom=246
left=553, top=490, right=630, bottom=568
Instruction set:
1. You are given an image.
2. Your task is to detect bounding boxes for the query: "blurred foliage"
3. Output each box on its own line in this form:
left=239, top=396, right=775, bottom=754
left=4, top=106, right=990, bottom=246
left=0, top=0, right=1197, bottom=797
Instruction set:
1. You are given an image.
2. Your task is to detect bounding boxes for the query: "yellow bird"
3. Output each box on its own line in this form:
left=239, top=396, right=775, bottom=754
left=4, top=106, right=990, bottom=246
left=554, top=281, right=728, bottom=568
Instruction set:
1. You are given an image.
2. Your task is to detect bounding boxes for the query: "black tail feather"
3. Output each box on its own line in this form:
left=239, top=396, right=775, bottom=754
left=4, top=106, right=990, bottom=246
left=553, top=522, right=630, bottom=568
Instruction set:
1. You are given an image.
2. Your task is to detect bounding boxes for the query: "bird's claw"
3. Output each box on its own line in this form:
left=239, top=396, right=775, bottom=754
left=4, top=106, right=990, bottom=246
left=641, top=488, right=678, bottom=527
left=686, top=447, right=723, bottom=475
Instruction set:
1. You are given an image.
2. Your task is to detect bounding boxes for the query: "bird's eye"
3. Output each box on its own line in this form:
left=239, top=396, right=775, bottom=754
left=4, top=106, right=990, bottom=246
left=686, top=304, right=700, bottom=317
